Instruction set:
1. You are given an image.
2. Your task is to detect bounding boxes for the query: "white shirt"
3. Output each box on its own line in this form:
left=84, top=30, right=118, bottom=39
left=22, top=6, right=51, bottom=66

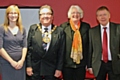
left=100, top=22, right=112, bottom=60
left=42, top=25, right=52, bottom=51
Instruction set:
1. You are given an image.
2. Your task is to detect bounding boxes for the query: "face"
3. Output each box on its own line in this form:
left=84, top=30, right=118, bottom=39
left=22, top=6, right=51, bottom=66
left=39, top=8, right=53, bottom=27
left=97, top=9, right=110, bottom=26
left=8, top=9, right=18, bottom=22
left=70, top=8, right=81, bottom=22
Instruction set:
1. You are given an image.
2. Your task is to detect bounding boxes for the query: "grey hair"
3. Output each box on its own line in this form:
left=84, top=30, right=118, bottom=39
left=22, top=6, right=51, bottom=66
left=68, top=5, right=83, bottom=18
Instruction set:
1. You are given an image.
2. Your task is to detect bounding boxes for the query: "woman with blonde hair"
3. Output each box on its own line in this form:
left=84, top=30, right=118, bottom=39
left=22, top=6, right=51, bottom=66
left=0, top=5, right=27, bottom=80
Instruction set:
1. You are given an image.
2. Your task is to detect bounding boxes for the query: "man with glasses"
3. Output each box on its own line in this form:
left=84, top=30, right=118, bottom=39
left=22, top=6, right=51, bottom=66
left=26, top=5, right=65, bottom=80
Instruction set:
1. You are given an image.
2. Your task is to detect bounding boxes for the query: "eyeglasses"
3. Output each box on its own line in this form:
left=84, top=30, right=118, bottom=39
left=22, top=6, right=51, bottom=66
left=71, top=12, right=80, bottom=15
left=40, top=13, right=52, bottom=16
left=9, top=12, right=18, bottom=15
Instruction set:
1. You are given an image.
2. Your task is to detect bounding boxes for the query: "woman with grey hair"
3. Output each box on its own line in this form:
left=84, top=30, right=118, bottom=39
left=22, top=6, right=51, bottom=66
left=60, top=5, right=90, bottom=80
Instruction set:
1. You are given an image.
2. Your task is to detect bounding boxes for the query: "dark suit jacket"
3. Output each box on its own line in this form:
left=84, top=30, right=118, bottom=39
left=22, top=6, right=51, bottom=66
left=26, top=23, right=65, bottom=75
left=60, top=21, right=90, bottom=68
left=88, top=22, right=120, bottom=76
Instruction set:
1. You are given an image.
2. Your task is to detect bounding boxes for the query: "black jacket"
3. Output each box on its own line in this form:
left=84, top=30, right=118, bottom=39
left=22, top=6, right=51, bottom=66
left=26, top=23, right=65, bottom=75
left=60, top=21, right=90, bottom=68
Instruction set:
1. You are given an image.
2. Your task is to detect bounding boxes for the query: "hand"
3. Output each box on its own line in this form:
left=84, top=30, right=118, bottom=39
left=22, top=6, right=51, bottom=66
left=15, top=60, right=24, bottom=69
left=10, top=60, right=18, bottom=68
left=54, top=70, right=62, bottom=78
left=26, top=67, right=33, bottom=76
left=88, top=68, right=93, bottom=74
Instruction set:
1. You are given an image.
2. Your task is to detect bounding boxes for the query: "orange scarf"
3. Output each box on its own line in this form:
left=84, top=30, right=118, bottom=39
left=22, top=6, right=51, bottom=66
left=70, top=19, right=83, bottom=64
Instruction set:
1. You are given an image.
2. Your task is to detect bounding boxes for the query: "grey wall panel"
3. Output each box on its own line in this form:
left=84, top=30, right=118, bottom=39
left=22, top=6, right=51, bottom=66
left=0, top=8, right=40, bottom=33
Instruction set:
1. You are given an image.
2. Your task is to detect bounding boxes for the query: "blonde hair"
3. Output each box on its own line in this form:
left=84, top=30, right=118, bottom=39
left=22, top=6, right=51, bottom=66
left=68, top=5, right=83, bottom=18
left=3, top=5, right=23, bottom=33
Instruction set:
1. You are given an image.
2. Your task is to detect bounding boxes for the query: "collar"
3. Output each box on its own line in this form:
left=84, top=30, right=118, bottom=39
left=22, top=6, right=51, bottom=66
left=42, top=24, right=52, bottom=32
left=100, top=22, right=110, bottom=30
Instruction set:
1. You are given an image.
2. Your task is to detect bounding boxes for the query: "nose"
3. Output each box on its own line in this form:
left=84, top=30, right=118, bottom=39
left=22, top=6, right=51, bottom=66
left=12, top=14, right=16, bottom=16
left=101, top=15, right=106, bottom=19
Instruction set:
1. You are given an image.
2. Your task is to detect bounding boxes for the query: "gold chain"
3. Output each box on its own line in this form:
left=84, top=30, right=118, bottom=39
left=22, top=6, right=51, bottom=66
left=37, top=24, right=57, bottom=34
left=37, top=24, right=57, bottom=43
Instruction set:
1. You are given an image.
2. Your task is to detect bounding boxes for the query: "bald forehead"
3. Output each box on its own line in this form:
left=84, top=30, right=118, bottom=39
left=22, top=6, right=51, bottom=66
left=39, top=8, right=52, bottom=14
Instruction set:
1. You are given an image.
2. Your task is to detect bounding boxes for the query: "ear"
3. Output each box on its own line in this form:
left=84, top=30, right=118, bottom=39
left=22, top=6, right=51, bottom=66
left=51, top=16, right=54, bottom=20
left=96, top=16, right=99, bottom=20
left=109, top=13, right=111, bottom=18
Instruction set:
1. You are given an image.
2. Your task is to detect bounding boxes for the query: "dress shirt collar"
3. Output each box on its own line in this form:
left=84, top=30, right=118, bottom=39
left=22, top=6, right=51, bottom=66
left=100, top=22, right=110, bottom=30
left=42, top=24, right=52, bottom=32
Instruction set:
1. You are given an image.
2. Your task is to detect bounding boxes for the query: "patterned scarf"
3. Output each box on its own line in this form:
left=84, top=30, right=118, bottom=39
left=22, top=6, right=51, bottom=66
left=70, top=19, right=83, bottom=64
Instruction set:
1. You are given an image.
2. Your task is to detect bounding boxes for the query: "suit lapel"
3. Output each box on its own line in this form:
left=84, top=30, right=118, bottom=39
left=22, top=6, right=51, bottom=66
left=94, top=25, right=102, bottom=50
left=110, top=22, right=117, bottom=50
left=64, top=25, right=72, bottom=39
left=34, top=24, right=45, bottom=51
left=47, top=25, right=58, bottom=52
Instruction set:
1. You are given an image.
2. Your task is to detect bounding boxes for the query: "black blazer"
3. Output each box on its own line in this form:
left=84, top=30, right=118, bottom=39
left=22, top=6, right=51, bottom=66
left=26, top=23, right=65, bottom=75
left=88, top=22, right=120, bottom=76
left=60, top=21, right=90, bottom=68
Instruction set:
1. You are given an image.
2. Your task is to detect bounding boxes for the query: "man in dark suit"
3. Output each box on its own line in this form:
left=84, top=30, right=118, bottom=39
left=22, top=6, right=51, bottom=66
left=26, top=5, right=65, bottom=80
left=88, top=6, right=120, bottom=80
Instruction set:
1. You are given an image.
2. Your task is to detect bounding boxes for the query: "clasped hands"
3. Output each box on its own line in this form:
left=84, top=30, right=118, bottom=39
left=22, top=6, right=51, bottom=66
left=10, top=60, right=24, bottom=70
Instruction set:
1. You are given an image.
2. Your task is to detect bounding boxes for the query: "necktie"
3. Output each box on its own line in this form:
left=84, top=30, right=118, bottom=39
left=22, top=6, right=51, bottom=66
left=102, top=27, right=108, bottom=63
left=42, top=28, right=48, bottom=51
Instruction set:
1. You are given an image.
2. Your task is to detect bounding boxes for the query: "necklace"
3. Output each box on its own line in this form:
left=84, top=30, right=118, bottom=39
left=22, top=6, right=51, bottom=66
left=37, top=24, right=57, bottom=43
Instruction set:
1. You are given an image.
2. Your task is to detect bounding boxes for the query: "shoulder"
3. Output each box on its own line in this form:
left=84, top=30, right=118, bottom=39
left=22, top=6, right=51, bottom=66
left=54, top=26, right=64, bottom=35
left=81, top=22, right=90, bottom=26
left=56, top=26, right=64, bottom=32
left=60, top=21, right=69, bottom=26
left=57, top=26, right=63, bottom=31
left=0, top=26, right=4, bottom=30
left=22, top=27, right=26, bottom=31
left=111, top=22, right=120, bottom=30
left=30, top=24, right=38, bottom=29
left=22, top=27, right=27, bottom=34
left=81, top=22, right=90, bottom=29
left=0, top=26, right=4, bottom=33
left=89, top=25, right=99, bottom=32
left=110, top=22, right=120, bottom=26
left=60, top=21, right=70, bottom=29
left=29, top=24, right=38, bottom=31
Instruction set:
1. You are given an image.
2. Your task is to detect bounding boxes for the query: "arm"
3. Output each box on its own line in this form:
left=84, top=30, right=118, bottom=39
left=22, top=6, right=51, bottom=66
left=87, top=29, right=93, bottom=74
left=0, top=26, right=17, bottom=68
left=26, top=25, right=34, bottom=76
left=16, top=28, right=27, bottom=69
left=21, top=28, right=27, bottom=62
left=0, top=48, right=18, bottom=68
left=54, top=28, right=65, bottom=77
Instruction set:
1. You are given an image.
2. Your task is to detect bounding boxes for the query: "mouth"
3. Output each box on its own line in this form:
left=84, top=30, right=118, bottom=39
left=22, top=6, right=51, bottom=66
left=43, top=17, right=50, bottom=20
left=10, top=17, right=17, bottom=20
left=101, top=20, right=106, bottom=22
